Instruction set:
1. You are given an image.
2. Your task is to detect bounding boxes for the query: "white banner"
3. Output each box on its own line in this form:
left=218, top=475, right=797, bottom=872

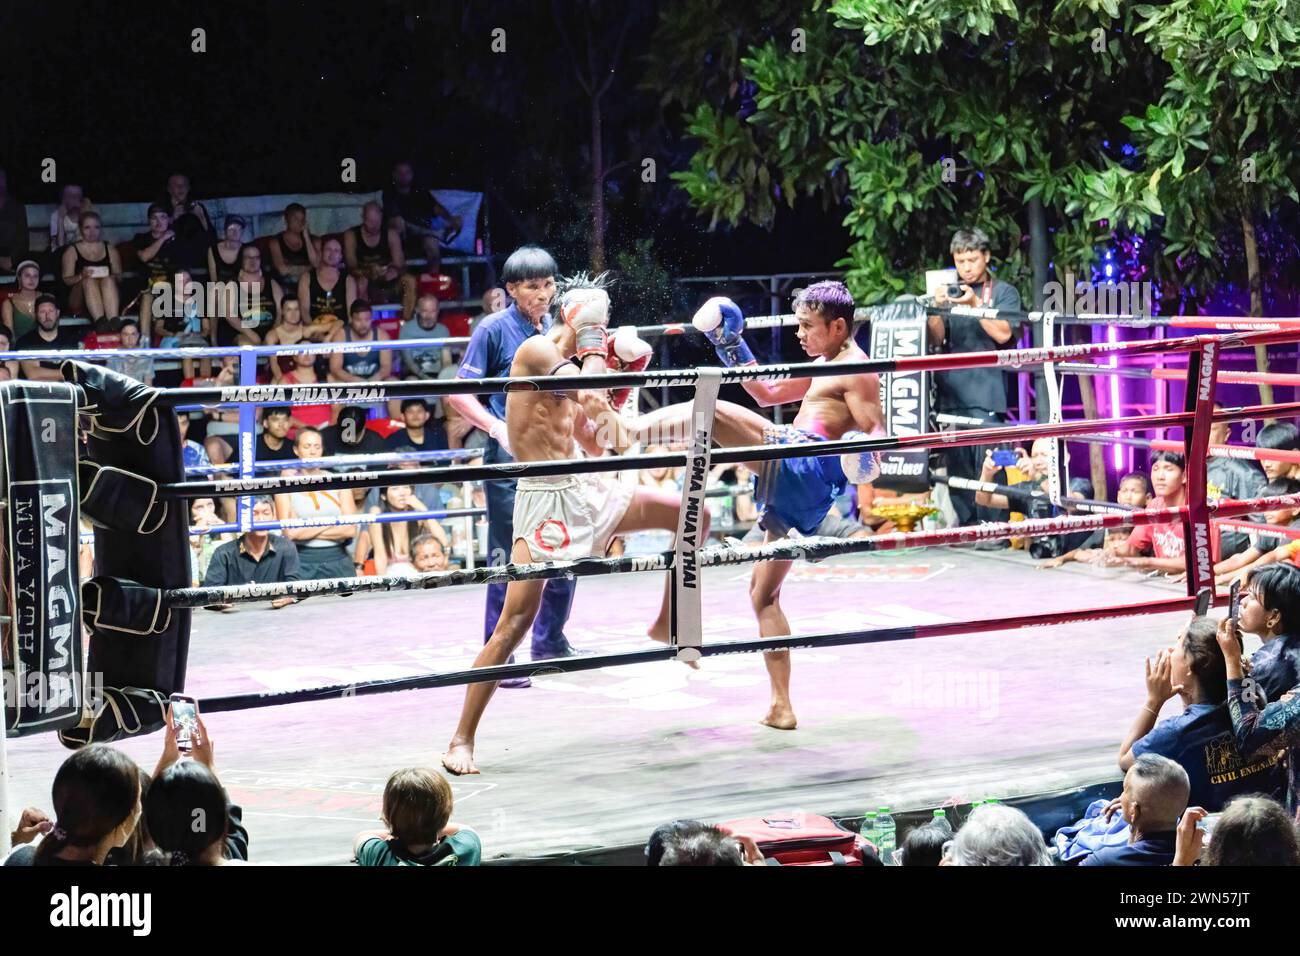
left=672, top=368, right=721, bottom=660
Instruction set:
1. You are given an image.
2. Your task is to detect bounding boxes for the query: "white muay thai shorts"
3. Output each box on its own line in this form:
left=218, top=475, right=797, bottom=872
left=514, top=472, right=635, bottom=561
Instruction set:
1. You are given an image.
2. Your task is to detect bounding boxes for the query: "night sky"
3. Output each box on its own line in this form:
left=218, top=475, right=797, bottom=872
left=0, top=0, right=850, bottom=277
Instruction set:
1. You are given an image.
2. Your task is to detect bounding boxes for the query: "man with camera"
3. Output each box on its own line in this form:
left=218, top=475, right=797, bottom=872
left=928, top=227, right=1022, bottom=527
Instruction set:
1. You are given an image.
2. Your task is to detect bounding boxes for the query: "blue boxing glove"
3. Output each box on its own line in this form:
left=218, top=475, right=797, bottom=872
left=692, top=296, right=755, bottom=367
left=839, top=430, right=882, bottom=484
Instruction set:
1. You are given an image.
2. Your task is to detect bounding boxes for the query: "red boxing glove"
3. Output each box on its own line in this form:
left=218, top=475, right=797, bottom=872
left=607, top=327, right=653, bottom=411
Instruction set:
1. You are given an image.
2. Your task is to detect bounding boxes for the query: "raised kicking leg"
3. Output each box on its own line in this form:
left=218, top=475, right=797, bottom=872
left=442, top=539, right=546, bottom=775
left=750, top=529, right=797, bottom=730
left=611, top=485, right=710, bottom=645
left=632, top=399, right=770, bottom=458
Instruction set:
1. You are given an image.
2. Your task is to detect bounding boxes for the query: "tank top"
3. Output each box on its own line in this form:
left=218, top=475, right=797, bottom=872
left=350, top=226, right=390, bottom=270
left=238, top=272, right=278, bottom=332
left=210, top=242, right=241, bottom=282
left=288, top=489, right=347, bottom=547
left=341, top=325, right=381, bottom=378
left=308, top=269, right=347, bottom=323
left=7, top=296, right=35, bottom=339
left=281, top=371, right=333, bottom=427
left=139, top=234, right=175, bottom=287
left=74, top=240, right=110, bottom=274
left=215, top=272, right=278, bottom=347
left=276, top=233, right=312, bottom=271
left=270, top=324, right=304, bottom=375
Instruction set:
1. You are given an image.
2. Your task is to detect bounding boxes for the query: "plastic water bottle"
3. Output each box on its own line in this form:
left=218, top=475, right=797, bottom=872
left=876, top=807, right=896, bottom=864
left=861, top=811, right=878, bottom=849
left=932, top=808, right=952, bottom=835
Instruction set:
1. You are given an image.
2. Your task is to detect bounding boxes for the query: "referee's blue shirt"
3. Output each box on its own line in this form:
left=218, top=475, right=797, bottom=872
left=457, top=303, right=543, bottom=421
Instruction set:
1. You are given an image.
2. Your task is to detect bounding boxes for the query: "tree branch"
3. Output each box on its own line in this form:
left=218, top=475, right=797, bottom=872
left=594, top=14, right=633, bottom=100
left=552, top=0, right=592, bottom=95
left=603, top=159, right=633, bottom=180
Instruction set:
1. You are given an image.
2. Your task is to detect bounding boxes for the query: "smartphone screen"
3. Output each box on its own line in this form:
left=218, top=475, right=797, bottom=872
left=1229, top=579, right=1242, bottom=624
left=991, top=449, right=1018, bottom=468
left=170, top=695, right=199, bottom=752
left=1194, top=587, right=1212, bottom=617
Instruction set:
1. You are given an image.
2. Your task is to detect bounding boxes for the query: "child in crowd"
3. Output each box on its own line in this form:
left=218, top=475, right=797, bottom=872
left=1041, top=471, right=1150, bottom=568
left=104, top=319, right=154, bottom=385
left=156, top=269, right=212, bottom=381
left=1255, top=422, right=1300, bottom=483
left=1108, top=452, right=1187, bottom=573
left=1214, top=477, right=1300, bottom=585
left=352, top=769, right=480, bottom=866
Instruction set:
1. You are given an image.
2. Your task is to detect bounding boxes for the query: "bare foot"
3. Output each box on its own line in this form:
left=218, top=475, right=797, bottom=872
left=441, top=740, right=480, bottom=775
left=760, top=703, right=797, bottom=730
left=649, top=627, right=701, bottom=669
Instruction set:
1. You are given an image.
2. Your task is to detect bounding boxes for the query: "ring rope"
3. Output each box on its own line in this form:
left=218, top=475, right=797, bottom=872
left=157, top=399, right=1300, bottom=500
left=143, top=326, right=1300, bottom=409
left=185, top=448, right=478, bottom=476
left=193, top=594, right=1206, bottom=715
left=159, top=491, right=1300, bottom=610
left=1070, top=433, right=1300, bottom=465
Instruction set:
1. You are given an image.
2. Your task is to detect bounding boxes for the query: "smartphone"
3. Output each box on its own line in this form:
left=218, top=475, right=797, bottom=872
left=1197, top=813, right=1220, bottom=843
left=1229, top=579, right=1242, bottom=625
left=991, top=449, right=1018, bottom=467
left=169, top=693, right=200, bottom=753
left=1194, top=587, right=1212, bottom=617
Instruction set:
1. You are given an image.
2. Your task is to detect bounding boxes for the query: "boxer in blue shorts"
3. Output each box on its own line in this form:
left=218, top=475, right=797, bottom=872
left=630, top=281, right=884, bottom=730
left=754, top=423, right=850, bottom=536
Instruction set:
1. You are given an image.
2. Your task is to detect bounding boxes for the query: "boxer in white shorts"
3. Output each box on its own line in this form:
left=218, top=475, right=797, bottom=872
left=443, top=275, right=709, bottom=775
left=514, top=471, right=634, bottom=561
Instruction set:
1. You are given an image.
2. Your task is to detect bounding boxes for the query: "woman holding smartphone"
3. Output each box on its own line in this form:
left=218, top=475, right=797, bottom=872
left=61, top=211, right=121, bottom=323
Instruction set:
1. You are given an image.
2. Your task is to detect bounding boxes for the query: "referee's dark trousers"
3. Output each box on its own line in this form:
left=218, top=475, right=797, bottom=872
left=482, top=437, right=576, bottom=655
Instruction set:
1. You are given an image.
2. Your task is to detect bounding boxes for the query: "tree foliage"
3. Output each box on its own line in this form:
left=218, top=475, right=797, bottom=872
left=1117, top=0, right=1300, bottom=305
left=669, top=0, right=1177, bottom=302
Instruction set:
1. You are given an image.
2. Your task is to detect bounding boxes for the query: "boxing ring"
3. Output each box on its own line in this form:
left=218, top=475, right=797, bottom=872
left=6, top=311, right=1300, bottom=862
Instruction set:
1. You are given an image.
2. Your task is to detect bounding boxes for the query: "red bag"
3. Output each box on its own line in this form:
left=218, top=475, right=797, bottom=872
left=718, top=811, right=879, bottom=866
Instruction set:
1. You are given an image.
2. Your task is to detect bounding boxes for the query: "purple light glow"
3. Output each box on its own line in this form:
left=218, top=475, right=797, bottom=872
left=1109, top=326, right=1122, bottom=469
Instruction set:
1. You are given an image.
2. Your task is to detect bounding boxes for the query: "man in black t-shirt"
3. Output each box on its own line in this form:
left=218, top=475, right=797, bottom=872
left=385, top=399, right=448, bottom=452
left=928, top=227, right=1022, bottom=526
left=256, top=408, right=300, bottom=464
left=16, top=295, right=83, bottom=381
left=132, top=203, right=203, bottom=343
left=1207, top=407, right=1266, bottom=558
left=321, top=405, right=389, bottom=461
left=382, top=160, right=462, bottom=270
